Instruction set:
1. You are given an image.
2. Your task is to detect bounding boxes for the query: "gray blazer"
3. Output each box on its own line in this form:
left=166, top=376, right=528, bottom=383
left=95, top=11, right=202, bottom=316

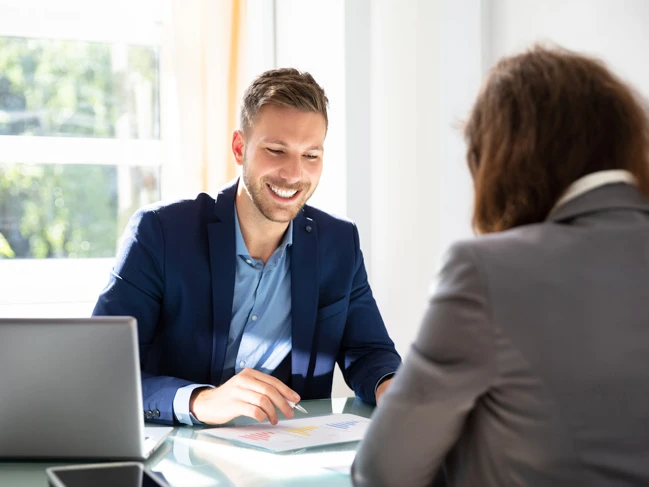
left=352, top=183, right=649, bottom=487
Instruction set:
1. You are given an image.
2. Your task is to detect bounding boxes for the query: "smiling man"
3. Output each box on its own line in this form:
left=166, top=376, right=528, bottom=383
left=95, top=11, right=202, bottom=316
left=93, top=68, right=401, bottom=426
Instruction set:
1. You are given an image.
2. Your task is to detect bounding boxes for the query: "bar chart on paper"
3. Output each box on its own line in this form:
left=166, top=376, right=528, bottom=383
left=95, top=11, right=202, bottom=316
left=201, top=414, right=370, bottom=452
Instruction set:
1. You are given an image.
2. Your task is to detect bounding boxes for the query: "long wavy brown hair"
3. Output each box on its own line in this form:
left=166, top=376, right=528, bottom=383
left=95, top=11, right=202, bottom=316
left=465, top=45, right=649, bottom=234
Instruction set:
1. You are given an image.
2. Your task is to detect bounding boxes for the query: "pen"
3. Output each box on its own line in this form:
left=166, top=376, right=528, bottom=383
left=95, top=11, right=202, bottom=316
left=287, top=400, right=308, bottom=413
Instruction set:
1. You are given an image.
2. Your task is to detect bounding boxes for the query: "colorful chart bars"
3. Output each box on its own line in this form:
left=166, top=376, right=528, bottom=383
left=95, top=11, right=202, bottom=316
left=326, top=420, right=359, bottom=430
left=284, top=425, right=318, bottom=436
left=240, top=431, right=274, bottom=441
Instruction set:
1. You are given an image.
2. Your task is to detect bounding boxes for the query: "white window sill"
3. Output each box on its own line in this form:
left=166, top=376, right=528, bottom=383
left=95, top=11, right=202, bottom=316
left=0, top=258, right=113, bottom=317
left=0, top=301, right=95, bottom=318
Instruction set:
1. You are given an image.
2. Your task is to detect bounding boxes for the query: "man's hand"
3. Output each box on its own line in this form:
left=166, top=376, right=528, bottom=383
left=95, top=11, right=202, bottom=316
left=375, top=378, right=393, bottom=405
left=190, top=368, right=300, bottom=425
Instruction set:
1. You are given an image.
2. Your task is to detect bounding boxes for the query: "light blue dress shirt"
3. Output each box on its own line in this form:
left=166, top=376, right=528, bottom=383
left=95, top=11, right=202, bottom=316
left=173, top=206, right=293, bottom=425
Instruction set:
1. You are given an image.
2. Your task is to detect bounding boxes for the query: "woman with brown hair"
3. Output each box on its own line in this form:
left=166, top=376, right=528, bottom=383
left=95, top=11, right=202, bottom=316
left=352, top=46, right=649, bottom=487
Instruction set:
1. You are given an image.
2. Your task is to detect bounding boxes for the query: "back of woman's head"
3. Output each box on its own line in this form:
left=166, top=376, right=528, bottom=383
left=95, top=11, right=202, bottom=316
left=465, top=45, right=649, bottom=234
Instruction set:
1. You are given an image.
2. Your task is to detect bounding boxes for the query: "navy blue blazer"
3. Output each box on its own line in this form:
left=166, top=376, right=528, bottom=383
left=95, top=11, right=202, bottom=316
left=93, top=179, right=401, bottom=425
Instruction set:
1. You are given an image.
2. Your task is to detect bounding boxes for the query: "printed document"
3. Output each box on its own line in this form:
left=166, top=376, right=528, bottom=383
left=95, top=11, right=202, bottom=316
left=200, top=413, right=370, bottom=452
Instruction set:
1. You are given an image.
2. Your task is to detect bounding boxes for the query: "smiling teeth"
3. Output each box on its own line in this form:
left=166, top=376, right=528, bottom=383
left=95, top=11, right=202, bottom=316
left=270, top=185, right=298, bottom=198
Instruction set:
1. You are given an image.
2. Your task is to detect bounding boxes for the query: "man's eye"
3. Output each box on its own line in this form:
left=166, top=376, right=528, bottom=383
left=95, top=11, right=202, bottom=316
left=267, top=148, right=283, bottom=155
left=305, top=154, right=319, bottom=160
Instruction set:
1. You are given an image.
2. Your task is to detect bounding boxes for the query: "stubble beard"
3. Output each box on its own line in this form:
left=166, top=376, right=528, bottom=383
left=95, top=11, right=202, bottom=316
left=242, top=163, right=311, bottom=223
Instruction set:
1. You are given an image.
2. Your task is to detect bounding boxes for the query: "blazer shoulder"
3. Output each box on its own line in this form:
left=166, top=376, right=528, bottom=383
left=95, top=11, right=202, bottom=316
left=441, top=224, right=556, bottom=283
left=452, top=223, right=548, bottom=255
left=138, top=193, right=217, bottom=225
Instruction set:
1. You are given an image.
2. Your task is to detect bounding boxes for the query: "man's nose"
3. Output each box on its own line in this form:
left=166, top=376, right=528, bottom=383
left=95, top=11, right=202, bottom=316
left=278, top=155, right=302, bottom=183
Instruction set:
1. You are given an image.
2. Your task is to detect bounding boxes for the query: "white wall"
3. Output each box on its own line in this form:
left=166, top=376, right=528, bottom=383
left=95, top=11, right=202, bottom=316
left=345, top=0, right=482, bottom=361
left=366, top=0, right=443, bottom=358
left=245, top=0, right=275, bottom=81
left=344, top=0, right=372, bottom=265
left=436, top=0, right=483, bottom=256
left=484, top=0, right=649, bottom=99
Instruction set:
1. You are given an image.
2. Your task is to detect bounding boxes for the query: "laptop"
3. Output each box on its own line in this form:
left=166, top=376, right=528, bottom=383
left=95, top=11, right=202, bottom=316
left=0, top=317, right=172, bottom=460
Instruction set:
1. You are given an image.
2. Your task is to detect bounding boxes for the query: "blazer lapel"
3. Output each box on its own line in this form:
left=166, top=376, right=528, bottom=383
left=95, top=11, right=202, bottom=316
left=290, top=211, right=319, bottom=397
left=207, top=180, right=238, bottom=384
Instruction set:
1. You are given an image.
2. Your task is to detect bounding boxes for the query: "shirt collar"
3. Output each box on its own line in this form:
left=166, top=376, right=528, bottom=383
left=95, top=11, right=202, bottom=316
left=233, top=205, right=293, bottom=259
left=548, top=169, right=637, bottom=218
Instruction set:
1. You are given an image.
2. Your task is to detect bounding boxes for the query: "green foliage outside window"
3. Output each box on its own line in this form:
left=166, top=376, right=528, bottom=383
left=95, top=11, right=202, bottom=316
left=0, top=163, right=118, bottom=258
left=0, top=36, right=159, bottom=259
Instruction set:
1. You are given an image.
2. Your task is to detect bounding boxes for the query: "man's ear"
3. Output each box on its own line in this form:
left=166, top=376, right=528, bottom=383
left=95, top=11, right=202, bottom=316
left=232, top=130, right=245, bottom=166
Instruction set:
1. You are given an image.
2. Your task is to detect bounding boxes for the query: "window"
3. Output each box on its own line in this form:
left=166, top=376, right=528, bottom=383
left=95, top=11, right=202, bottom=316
left=0, top=0, right=164, bottom=316
left=0, top=37, right=161, bottom=258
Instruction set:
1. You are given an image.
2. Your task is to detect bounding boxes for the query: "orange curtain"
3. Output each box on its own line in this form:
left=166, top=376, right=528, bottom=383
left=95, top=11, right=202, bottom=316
left=162, top=0, right=247, bottom=199
left=201, top=0, right=246, bottom=192
left=225, top=0, right=245, bottom=182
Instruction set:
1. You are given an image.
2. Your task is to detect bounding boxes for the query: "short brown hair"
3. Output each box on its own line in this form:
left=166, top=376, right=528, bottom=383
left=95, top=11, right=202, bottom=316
left=240, top=68, right=329, bottom=134
left=464, top=45, right=649, bottom=233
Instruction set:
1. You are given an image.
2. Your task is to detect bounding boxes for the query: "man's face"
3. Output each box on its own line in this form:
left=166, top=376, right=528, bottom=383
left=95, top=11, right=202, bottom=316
left=234, top=104, right=326, bottom=223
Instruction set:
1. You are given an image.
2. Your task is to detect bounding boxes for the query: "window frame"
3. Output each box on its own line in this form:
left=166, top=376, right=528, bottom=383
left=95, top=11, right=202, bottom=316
left=0, top=0, right=166, bottom=314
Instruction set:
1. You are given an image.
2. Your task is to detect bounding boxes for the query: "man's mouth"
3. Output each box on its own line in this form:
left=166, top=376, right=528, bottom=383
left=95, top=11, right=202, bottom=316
left=267, top=183, right=301, bottom=201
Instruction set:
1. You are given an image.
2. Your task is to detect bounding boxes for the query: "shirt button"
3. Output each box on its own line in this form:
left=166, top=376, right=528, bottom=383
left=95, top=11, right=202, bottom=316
left=251, top=314, right=258, bottom=321
left=239, top=360, right=246, bottom=367
left=246, top=259, right=252, bottom=265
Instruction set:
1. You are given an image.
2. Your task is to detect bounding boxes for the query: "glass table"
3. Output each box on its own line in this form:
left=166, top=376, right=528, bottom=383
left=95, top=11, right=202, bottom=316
left=0, top=398, right=374, bottom=486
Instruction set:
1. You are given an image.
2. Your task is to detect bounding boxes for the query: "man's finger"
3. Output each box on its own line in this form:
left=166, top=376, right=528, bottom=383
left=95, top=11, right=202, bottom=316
left=238, top=401, right=270, bottom=423
left=237, top=376, right=295, bottom=420
left=236, top=389, right=279, bottom=425
left=244, top=368, right=300, bottom=402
